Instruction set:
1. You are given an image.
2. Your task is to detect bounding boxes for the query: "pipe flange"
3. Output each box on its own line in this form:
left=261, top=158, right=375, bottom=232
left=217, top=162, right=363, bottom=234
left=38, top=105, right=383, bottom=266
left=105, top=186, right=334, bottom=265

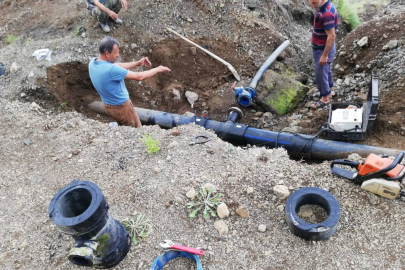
left=228, top=107, right=244, bottom=118
left=285, top=187, right=340, bottom=241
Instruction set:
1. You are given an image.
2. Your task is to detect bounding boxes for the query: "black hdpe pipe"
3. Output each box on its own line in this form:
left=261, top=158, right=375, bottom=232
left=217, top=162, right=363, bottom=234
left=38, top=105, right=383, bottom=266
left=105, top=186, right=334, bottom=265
left=88, top=102, right=402, bottom=160
left=48, top=180, right=131, bottom=268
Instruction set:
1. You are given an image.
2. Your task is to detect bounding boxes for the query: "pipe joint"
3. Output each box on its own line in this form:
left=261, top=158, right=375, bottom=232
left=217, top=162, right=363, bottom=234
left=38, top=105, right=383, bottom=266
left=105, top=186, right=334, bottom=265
left=49, top=180, right=131, bottom=268
left=233, top=87, right=256, bottom=107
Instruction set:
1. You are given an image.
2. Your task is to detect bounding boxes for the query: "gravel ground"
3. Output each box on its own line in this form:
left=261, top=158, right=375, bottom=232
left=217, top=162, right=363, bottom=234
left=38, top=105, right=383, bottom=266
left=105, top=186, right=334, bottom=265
left=0, top=97, right=404, bottom=270
left=1, top=1, right=405, bottom=270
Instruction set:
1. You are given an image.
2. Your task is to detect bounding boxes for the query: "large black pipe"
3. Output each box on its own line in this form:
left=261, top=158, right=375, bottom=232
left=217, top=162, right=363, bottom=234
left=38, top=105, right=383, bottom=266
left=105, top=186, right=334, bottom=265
left=88, top=102, right=402, bottom=160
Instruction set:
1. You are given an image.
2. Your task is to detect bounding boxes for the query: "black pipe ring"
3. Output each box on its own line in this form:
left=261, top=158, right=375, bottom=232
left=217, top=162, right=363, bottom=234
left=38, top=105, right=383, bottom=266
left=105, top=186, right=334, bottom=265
left=285, top=187, right=340, bottom=241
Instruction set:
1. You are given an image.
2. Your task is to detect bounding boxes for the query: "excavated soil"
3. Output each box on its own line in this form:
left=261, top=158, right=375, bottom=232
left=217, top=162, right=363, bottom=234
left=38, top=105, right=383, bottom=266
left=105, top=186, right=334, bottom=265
left=334, top=12, right=405, bottom=75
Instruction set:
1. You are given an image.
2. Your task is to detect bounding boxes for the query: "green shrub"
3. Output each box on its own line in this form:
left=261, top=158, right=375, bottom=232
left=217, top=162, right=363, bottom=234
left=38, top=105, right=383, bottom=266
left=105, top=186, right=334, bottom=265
left=332, top=0, right=360, bottom=30
left=60, top=101, right=68, bottom=112
left=6, top=35, right=17, bottom=44
left=139, top=134, right=160, bottom=155
left=187, top=186, right=224, bottom=219
left=121, top=214, right=152, bottom=245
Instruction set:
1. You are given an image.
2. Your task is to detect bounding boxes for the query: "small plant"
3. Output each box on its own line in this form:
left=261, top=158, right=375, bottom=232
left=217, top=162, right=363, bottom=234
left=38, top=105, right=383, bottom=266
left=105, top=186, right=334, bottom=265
left=187, top=186, right=224, bottom=219
left=121, top=214, right=152, bottom=245
left=139, top=134, right=160, bottom=155
left=60, top=101, right=68, bottom=112
left=6, top=35, right=17, bottom=44
left=75, top=25, right=86, bottom=36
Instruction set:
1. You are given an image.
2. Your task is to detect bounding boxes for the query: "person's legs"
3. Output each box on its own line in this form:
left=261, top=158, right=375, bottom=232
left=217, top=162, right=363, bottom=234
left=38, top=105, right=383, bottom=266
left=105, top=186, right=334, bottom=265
left=313, top=48, right=331, bottom=101
left=104, top=100, right=142, bottom=128
left=328, top=44, right=336, bottom=89
left=106, top=0, right=122, bottom=16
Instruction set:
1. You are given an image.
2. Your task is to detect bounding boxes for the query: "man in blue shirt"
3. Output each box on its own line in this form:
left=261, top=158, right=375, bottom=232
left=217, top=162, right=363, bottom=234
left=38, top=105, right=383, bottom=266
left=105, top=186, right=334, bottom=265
left=85, top=0, right=128, bottom=33
left=89, top=36, right=171, bottom=128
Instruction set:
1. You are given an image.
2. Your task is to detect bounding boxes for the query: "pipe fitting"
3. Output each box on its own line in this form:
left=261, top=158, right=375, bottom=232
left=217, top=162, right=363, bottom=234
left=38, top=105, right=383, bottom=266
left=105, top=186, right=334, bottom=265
left=48, top=180, right=131, bottom=268
left=233, top=87, right=256, bottom=107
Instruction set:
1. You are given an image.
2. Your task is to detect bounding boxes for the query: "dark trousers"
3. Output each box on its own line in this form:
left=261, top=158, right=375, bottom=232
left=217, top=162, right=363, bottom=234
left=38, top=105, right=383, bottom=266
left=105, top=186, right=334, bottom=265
left=90, top=0, right=122, bottom=23
left=313, top=44, right=336, bottom=97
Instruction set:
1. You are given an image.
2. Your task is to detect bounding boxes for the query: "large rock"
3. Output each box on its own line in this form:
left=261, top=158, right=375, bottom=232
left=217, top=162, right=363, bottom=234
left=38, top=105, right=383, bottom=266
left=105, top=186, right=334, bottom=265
left=357, top=37, right=368, bottom=48
left=256, top=70, right=309, bottom=115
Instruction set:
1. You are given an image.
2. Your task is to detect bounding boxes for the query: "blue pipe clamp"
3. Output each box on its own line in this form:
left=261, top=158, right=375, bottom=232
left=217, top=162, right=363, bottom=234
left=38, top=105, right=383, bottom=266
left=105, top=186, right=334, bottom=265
left=232, top=86, right=257, bottom=107
left=150, top=250, right=203, bottom=270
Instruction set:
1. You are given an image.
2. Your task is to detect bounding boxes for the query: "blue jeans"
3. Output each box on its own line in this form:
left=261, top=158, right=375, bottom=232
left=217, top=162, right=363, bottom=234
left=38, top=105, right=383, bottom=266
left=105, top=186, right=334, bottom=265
left=313, top=44, right=336, bottom=97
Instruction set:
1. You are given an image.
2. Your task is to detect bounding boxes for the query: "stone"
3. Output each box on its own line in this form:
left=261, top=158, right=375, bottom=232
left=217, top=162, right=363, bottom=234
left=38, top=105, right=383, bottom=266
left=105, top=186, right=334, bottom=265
left=185, top=91, right=199, bottom=106
left=172, top=128, right=180, bottom=136
left=214, top=220, right=228, bottom=235
left=10, top=62, right=18, bottom=73
left=382, top=56, right=391, bottom=65
left=387, top=40, right=398, bottom=50
left=273, top=185, right=290, bottom=199
left=153, top=167, right=161, bottom=173
left=236, top=205, right=249, bottom=218
left=246, top=187, right=254, bottom=194
left=204, top=183, right=216, bottom=193
left=174, top=196, right=183, bottom=204
left=172, top=89, right=181, bottom=100
left=23, top=139, right=30, bottom=146
left=186, top=188, right=196, bottom=200
left=227, top=176, right=238, bottom=183
left=190, top=47, right=197, bottom=55
left=217, top=203, right=230, bottom=219
left=167, top=141, right=179, bottom=148
left=357, top=37, right=368, bottom=48
left=246, top=0, right=257, bottom=10
left=28, top=71, right=34, bottom=78
left=258, top=224, right=267, bottom=232
left=183, top=111, right=195, bottom=117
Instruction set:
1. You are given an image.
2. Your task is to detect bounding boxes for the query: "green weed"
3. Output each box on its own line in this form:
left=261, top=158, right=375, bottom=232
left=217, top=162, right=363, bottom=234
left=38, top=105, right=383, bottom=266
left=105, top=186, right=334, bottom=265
left=6, top=35, right=17, bottom=44
left=60, top=101, right=68, bottom=112
left=139, top=134, right=160, bottom=155
left=187, top=186, right=224, bottom=219
left=121, top=214, right=152, bottom=245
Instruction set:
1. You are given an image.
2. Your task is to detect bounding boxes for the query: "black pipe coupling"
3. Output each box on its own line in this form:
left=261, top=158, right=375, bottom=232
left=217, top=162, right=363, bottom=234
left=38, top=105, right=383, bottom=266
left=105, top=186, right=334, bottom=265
left=48, top=180, right=131, bottom=268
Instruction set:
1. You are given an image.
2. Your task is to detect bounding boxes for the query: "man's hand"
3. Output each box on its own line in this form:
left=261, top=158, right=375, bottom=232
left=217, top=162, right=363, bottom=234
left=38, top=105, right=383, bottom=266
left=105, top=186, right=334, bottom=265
left=139, top=57, right=152, bottom=67
left=121, top=0, right=128, bottom=9
left=319, top=54, right=328, bottom=66
left=108, top=10, right=118, bottom=20
left=156, top=66, right=171, bottom=73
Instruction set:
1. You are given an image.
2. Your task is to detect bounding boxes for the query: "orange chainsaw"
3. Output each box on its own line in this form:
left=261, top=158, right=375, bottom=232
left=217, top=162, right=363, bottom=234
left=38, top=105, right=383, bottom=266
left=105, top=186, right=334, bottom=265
left=331, top=152, right=405, bottom=199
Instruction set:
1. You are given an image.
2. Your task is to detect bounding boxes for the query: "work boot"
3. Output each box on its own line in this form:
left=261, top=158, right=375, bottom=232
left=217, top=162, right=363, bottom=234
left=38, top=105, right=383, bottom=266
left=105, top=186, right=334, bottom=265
left=99, top=22, right=111, bottom=33
left=113, top=18, right=123, bottom=24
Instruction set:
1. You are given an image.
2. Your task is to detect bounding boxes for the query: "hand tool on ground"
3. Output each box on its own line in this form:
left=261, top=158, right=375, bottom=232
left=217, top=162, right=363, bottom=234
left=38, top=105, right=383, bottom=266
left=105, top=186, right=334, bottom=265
left=331, top=152, right=405, bottom=199
left=165, top=27, right=240, bottom=81
left=159, top=240, right=205, bottom=256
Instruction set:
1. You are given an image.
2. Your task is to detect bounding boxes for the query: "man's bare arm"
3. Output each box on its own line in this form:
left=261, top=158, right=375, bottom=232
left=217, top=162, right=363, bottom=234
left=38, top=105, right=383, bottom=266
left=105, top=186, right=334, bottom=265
left=114, top=57, right=152, bottom=70
left=319, top=27, right=336, bottom=65
left=124, top=66, right=171, bottom=81
left=93, top=0, right=118, bottom=20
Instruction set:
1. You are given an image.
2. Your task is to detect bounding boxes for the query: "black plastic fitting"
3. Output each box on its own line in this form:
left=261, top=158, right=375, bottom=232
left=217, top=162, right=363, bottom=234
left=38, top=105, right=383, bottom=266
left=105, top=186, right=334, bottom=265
left=48, top=180, right=131, bottom=268
left=285, top=187, right=340, bottom=241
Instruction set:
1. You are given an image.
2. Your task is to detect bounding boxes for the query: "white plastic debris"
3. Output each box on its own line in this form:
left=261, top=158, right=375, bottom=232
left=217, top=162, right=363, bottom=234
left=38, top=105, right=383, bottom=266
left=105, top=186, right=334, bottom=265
left=32, top=49, right=52, bottom=61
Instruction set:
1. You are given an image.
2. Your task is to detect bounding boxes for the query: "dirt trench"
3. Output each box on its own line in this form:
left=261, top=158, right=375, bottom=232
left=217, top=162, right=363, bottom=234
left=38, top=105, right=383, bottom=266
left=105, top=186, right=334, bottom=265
left=41, top=37, right=261, bottom=125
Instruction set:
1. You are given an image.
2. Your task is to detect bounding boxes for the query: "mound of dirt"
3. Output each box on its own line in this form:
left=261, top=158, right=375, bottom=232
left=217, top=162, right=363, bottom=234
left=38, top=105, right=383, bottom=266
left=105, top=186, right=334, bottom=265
left=335, top=12, right=405, bottom=75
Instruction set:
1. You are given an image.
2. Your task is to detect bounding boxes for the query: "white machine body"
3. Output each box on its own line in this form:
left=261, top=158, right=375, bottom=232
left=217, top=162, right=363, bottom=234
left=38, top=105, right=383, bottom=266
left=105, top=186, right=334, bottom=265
left=330, top=107, right=363, bottom=132
left=361, top=178, right=401, bottom=199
